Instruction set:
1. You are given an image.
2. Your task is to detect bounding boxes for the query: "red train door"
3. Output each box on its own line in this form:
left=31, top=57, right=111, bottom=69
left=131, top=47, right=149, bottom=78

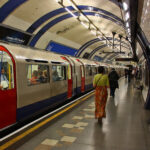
left=80, top=65, right=85, bottom=92
left=0, top=46, right=17, bottom=129
left=61, top=56, right=73, bottom=98
left=76, top=59, right=85, bottom=92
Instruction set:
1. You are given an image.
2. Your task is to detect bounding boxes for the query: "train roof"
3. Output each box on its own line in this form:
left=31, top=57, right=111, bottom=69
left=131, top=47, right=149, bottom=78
left=0, top=42, right=127, bottom=69
left=0, top=42, right=69, bottom=64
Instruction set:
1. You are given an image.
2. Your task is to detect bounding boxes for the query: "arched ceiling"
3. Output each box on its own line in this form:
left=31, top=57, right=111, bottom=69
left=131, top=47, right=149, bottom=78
left=0, top=0, right=134, bottom=64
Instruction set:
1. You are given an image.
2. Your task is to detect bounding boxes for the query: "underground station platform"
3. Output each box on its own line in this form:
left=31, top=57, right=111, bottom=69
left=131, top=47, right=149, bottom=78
left=1, top=78, right=150, bottom=150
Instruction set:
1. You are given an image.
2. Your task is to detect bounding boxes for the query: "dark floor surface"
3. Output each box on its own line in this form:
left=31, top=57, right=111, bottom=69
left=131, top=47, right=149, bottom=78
left=6, top=78, right=150, bottom=150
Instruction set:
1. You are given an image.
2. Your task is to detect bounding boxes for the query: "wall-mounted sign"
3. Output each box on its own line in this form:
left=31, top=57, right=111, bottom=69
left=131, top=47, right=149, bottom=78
left=0, top=24, right=33, bottom=45
left=46, top=41, right=77, bottom=56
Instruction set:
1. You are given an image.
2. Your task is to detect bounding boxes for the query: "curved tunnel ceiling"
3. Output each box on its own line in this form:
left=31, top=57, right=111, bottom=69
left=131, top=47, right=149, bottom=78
left=0, top=0, right=132, bottom=64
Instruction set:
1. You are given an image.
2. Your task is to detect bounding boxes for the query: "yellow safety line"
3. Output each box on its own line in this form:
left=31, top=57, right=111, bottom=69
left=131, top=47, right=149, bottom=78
left=0, top=92, right=94, bottom=150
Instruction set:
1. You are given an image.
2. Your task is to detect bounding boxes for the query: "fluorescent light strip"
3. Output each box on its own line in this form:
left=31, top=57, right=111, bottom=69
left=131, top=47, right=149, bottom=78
left=56, top=0, right=62, bottom=2
left=67, top=0, right=79, bottom=11
left=126, top=22, right=129, bottom=28
left=91, top=30, right=97, bottom=35
left=56, top=0, right=121, bottom=53
left=79, top=13, right=89, bottom=22
left=125, top=12, right=130, bottom=21
left=65, top=7, right=78, bottom=18
left=66, top=0, right=104, bottom=36
left=123, top=2, right=128, bottom=11
left=98, top=36, right=102, bottom=40
left=90, top=24, right=97, bottom=30
left=80, top=21, right=89, bottom=29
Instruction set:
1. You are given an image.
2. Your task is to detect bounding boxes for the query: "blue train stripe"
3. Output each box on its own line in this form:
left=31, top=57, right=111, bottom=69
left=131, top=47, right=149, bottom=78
left=17, top=92, right=68, bottom=120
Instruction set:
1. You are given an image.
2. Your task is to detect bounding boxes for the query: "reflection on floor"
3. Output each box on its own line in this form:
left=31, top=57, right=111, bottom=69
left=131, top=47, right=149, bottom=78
left=10, top=78, right=150, bottom=150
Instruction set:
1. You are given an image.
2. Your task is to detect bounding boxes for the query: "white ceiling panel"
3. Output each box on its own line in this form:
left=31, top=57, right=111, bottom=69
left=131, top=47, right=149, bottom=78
left=0, top=0, right=133, bottom=62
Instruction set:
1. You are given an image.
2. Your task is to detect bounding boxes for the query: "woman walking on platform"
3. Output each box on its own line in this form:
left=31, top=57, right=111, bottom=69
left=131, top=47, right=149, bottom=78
left=93, top=66, right=109, bottom=123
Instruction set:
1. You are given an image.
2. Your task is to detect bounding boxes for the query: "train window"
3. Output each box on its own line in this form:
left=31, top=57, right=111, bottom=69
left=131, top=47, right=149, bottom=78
left=52, top=65, right=66, bottom=82
left=92, top=66, right=97, bottom=75
left=86, top=65, right=92, bottom=76
left=27, top=64, right=49, bottom=85
left=0, top=51, right=14, bottom=90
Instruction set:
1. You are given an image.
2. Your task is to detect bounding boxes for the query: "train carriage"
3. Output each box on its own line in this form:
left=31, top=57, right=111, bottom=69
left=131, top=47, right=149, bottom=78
left=0, top=42, right=125, bottom=130
left=0, top=43, right=70, bottom=129
left=0, top=42, right=95, bottom=130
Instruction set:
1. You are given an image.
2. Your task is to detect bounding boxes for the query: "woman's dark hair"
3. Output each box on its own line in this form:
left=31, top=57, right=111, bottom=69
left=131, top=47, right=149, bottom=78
left=98, top=66, right=104, bottom=73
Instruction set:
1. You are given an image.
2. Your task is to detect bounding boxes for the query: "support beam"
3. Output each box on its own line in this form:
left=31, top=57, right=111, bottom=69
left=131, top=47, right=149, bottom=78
left=101, top=51, right=125, bottom=54
left=121, top=0, right=138, bottom=61
left=115, top=58, right=135, bottom=61
left=137, top=24, right=150, bottom=109
left=119, top=34, right=122, bottom=53
left=112, top=32, right=116, bottom=49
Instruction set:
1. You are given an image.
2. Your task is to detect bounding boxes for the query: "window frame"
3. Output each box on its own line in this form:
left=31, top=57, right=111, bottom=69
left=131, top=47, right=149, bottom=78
left=86, top=65, right=92, bottom=76
left=0, top=51, right=15, bottom=90
left=52, top=64, right=66, bottom=82
left=26, top=63, right=50, bottom=86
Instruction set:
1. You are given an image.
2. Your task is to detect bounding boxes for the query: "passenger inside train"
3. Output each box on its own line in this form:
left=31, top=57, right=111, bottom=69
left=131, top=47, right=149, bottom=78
left=43, top=70, right=48, bottom=82
left=0, top=67, right=9, bottom=90
left=30, top=70, right=38, bottom=85
left=52, top=70, right=60, bottom=81
left=38, top=70, right=45, bottom=83
left=52, top=65, right=66, bottom=81
left=27, top=65, right=50, bottom=85
left=0, top=50, right=15, bottom=90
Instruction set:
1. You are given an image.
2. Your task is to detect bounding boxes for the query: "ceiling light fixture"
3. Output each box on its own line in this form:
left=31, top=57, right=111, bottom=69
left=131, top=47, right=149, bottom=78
left=80, top=21, right=89, bottom=29
left=125, top=12, right=130, bottom=21
left=56, top=0, right=121, bottom=53
left=122, top=2, right=128, bottom=11
left=65, top=7, right=78, bottom=18
left=56, top=0, right=62, bottom=3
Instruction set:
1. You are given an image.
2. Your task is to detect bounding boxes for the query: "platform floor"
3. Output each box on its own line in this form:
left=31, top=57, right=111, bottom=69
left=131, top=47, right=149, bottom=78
left=5, top=78, right=150, bottom=150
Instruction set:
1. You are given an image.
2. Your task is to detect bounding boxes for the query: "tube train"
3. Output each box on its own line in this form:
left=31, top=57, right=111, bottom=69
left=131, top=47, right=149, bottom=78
left=0, top=42, right=125, bottom=130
